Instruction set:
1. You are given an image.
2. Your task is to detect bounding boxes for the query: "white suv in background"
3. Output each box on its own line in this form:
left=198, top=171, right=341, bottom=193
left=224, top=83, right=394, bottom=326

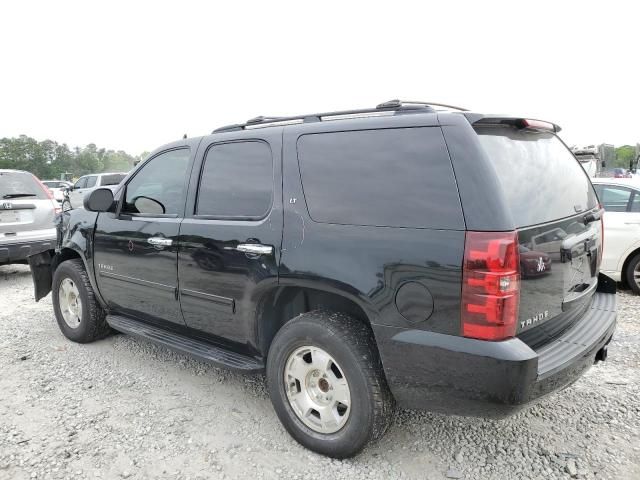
left=65, top=172, right=127, bottom=209
left=592, top=178, right=640, bottom=293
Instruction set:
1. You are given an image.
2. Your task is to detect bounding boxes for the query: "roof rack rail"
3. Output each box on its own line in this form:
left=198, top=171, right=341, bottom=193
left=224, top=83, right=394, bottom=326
left=212, top=100, right=440, bottom=133
left=376, top=99, right=469, bottom=112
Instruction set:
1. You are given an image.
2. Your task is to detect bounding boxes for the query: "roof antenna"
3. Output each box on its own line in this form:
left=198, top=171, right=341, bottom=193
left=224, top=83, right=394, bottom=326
left=183, top=133, right=187, bottom=139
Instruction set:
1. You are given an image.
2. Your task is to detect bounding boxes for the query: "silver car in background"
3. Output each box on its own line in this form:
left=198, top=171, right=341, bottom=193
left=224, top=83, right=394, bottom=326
left=42, top=180, right=73, bottom=203
left=1, top=170, right=59, bottom=265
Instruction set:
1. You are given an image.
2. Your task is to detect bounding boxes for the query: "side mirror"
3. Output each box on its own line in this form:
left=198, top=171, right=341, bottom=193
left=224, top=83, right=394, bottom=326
left=84, top=188, right=114, bottom=212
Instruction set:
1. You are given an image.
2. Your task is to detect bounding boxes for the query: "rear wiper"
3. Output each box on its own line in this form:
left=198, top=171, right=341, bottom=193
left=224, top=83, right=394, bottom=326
left=2, top=193, right=37, bottom=199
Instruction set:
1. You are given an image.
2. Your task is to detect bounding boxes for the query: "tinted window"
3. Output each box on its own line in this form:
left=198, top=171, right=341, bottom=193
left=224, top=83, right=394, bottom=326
left=297, top=127, right=463, bottom=229
left=74, top=177, right=87, bottom=189
left=475, top=126, right=598, bottom=227
left=101, top=174, right=126, bottom=186
left=196, top=141, right=273, bottom=218
left=123, top=149, right=190, bottom=215
left=85, top=176, right=97, bottom=188
left=0, top=171, right=47, bottom=199
left=597, top=185, right=632, bottom=212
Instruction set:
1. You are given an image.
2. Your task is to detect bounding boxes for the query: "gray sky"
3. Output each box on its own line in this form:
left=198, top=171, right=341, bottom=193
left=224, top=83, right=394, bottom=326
left=1, top=0, right=637, bottom=155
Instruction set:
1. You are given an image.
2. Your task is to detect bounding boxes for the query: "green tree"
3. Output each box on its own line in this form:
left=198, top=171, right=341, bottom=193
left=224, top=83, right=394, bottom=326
left=615, top=145, right=636, bottom=169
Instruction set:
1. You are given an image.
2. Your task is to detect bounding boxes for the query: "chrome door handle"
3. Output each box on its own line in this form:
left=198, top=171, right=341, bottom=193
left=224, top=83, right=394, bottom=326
left=236, top=243, right=273, bottom=255
left=147, top=237, right=173, bottom=247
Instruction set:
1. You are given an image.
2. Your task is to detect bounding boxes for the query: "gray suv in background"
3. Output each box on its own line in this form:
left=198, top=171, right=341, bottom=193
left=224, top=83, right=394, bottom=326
left=1, top=170, right=59, bottom=265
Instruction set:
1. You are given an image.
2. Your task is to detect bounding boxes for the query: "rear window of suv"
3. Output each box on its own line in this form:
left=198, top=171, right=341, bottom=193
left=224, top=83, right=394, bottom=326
left=0, top=171, right=47, bottom=200
left=297, top=127, right=464, bottom=229
left=475, top=126, right=598, bottom=227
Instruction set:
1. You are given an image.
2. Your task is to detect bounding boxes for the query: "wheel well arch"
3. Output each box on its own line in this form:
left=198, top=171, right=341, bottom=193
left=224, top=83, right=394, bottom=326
left=52, top=247, right=82, bottom=271
left=256, top=286, right=376, bottom=357
left=620, top=246, right=640, bottom=284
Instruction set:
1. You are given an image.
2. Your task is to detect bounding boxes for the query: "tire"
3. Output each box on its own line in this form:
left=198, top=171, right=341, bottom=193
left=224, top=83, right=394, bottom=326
left=61, top=199, right=72, bottom=212
left=52, top=259, right=110, bottom=343
left=625, top=253, right=640, bottom=295
left=266, top=310, right=395, bottom=458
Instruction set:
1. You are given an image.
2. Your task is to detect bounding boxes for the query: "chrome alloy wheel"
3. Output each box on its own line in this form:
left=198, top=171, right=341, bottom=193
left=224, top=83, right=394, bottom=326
left=284, top=346, right=351, bottom=434
left=58, top=278, right=82, bottom=329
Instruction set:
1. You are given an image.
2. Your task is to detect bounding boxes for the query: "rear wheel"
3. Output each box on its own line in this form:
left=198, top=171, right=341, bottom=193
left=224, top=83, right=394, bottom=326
left=52, top=259, right=110, bottom=342
left=624, top=253, right=640, bottom=295
left=266, top=310, right=395, bottom=458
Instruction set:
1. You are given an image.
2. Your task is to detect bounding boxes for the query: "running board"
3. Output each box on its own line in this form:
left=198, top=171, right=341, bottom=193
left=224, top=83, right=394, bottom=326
left=106, top=315, right=264, bottom=373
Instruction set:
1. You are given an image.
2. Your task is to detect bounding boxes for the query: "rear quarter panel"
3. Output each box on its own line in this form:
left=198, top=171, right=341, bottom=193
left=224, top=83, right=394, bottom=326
left=280, top=117, right=466, bottom=335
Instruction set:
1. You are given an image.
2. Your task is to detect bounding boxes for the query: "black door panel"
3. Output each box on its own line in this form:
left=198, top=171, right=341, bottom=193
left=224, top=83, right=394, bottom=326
left=94, top=215, right=182, bottom=324
left=93, top=143, right=197, bottom=325
left=178, top=131, right=283, bottom=350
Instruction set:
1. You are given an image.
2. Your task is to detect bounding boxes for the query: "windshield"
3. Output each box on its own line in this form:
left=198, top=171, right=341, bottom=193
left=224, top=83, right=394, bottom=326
left=475, top=126, right=598, bottom=227
left=0, top=171, right=47, bottom=199
left=101, top=174, right=126, bottom=186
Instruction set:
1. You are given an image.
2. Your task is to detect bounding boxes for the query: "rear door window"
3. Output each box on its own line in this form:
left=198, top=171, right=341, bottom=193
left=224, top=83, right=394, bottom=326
left=101, top=174, right=126, bottom=186
left=196, top=141, right=273, bottom=218
left=297, top=127, right=463, bottom=229
left=475, top=126, right=598, bottom=227
left=85, top=176, right=97, bottom=188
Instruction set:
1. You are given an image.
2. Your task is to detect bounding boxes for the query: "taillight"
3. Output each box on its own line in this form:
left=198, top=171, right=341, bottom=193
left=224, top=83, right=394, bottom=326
left=33, top=176, right=61, bottom=215
left=461, top=231, right=520, bottom=341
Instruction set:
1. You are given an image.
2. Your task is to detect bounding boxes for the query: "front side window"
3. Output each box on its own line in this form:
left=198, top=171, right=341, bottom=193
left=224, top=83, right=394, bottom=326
left=122, top=149, right=190, bottom=216
left=196, top=141, right=273, bottom=218
left=74, top=177, right=87, bottom=189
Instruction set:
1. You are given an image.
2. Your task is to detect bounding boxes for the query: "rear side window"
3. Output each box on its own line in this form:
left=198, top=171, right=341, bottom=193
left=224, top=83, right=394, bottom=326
left=475, top=126, right=598, bottom=227
left=101, top=174, right=126, bottom=186
left=196, top=141, right=273, bottom=218
left=0, top=171, right=47, bottom=199
left=297, top=127, right=463, bottom=229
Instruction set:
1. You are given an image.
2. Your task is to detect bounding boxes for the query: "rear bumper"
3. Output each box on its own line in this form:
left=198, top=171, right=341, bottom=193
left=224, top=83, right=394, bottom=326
left=0, top=238, right=56, bottom=265
left=375, top=290, right=616, bottom=418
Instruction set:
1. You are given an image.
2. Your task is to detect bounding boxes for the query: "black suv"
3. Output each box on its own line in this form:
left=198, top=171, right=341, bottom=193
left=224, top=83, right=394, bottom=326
left=29, top=100, right=617, bottom=458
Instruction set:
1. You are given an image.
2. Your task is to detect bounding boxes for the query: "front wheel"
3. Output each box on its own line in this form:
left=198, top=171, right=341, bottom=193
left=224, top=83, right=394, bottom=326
left=266, top=310, right=395, bottom=458
left=61, top=199, right=72, bottom=212
left=625, top=253, right=640, bottom=295
left=52, top=259, right=110, bottom=343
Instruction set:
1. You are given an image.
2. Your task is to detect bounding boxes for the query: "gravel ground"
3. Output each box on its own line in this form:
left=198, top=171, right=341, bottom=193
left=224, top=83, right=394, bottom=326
left=0, top=264, right=638, bottom=480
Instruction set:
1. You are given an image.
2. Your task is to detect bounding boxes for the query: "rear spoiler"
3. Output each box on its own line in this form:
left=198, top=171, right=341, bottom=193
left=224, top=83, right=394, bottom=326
left=463, top=113, right=562, bottom=133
